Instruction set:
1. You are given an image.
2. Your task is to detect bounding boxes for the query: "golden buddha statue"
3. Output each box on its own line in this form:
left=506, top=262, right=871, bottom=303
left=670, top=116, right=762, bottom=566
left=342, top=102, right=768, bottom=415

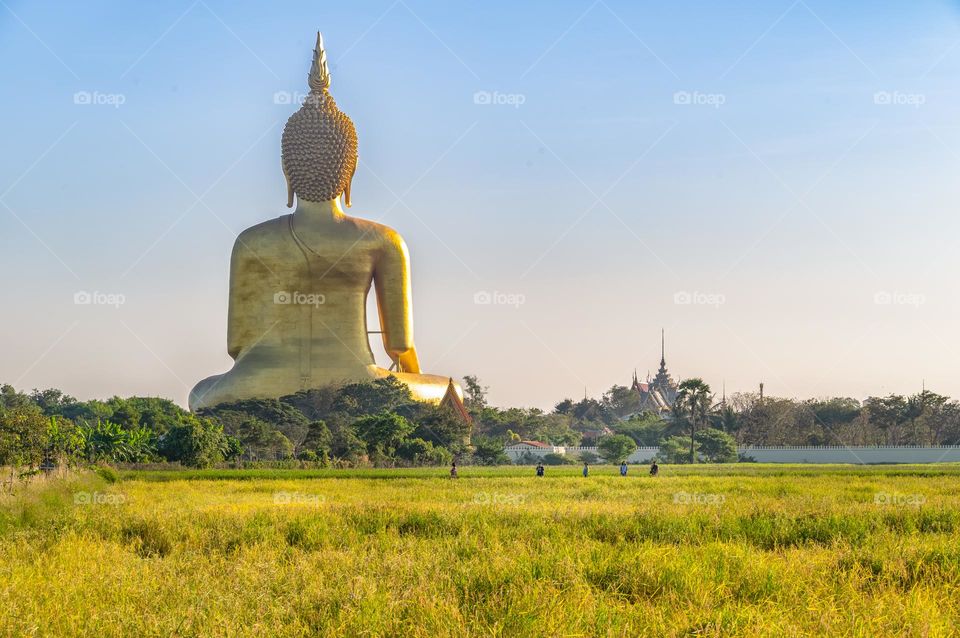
left=190, top=32, right=462, bottom=411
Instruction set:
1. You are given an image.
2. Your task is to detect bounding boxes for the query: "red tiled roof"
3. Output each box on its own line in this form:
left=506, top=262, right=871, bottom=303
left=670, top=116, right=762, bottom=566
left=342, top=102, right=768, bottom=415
left=516, top=440, right=550, bottom=448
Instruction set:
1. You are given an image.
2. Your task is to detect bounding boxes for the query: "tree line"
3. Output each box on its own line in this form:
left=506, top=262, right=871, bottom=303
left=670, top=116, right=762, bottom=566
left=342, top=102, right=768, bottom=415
left=0, top=378, right=468, bottom=472
left=462, top=376, right=960, bottom=464
left=3, top=374, right=959, bottom=473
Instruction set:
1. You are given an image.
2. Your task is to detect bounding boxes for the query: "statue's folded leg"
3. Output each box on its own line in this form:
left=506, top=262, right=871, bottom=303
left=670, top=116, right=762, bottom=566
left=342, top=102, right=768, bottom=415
left=385, top=369, right=462, bottom=403
left=189, top=373, right=227, bottom=411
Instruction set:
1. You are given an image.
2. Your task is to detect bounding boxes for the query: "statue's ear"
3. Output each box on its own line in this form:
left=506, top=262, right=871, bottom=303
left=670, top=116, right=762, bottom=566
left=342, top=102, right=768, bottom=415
left=343, top=162, right=356, bottom=208
left=283, top=162, right=294, bottom=208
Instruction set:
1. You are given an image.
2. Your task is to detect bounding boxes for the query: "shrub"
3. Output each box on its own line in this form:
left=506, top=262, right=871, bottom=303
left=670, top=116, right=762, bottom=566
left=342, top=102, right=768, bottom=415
left=579, top=451, right=599, bottom=464
left=92, top=465, right=119, bottom=483
left=542, top=453, right=573, bottom=465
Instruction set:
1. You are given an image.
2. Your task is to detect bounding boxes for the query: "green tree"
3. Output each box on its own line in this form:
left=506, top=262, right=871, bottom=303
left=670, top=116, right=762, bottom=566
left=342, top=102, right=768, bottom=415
left=410, top=403, right=471, bottom=453
left=225, top=415, right=290, bottom=460
left=396, top=438, right=451, bottom=466
left=695, top=428, right=738, bottom=463
left=603, top=385, right=641, bottom=419
left=79, top=420, right=141, bottom=463
left=553, top=399, right=575, bottom=415
left=300, top=420, right=332, bottom=457
left=330, top=425, right=367, bottom=464
left=0, top=404, right=47, bottom=468
left=598, top=434, right=636, bottom=463
left=673, top=378, right=713, bottom=463
left=45, top=416, right=84, bottom=463
left=158, top=416, right=228, bottom=468
left=658, top=435, right=695, bottom=464
left=203, top=398, right=309, bottom=453
left=333, top=378, right=415, bottom=418
left=613, top=413, right=666, bottom=446
left=462, top=375, right=488, bottom=411
left=472, top=436, right=510, bottom=465
left=352, top=411, right=415, bottom=456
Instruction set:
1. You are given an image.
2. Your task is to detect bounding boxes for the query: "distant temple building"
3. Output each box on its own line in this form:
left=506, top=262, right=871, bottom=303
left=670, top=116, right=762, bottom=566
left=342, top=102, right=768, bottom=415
left=630, top=330, right=679, bottom=415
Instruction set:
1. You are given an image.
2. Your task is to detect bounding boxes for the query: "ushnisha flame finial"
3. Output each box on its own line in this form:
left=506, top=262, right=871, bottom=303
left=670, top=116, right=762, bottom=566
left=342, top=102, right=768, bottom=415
left=308, top=31, right=331, bottom=93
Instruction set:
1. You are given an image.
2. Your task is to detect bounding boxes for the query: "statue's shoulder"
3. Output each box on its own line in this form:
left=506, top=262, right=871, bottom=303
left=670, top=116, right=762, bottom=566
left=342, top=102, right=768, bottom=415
left=233, top=215, right=293, bottom=252
left=348, top=217, right=406, bottom=250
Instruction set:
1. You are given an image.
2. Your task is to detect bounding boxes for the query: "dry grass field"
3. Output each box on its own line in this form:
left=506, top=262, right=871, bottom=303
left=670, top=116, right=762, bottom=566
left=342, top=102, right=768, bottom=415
left=2, top=464, right=959, bottom=637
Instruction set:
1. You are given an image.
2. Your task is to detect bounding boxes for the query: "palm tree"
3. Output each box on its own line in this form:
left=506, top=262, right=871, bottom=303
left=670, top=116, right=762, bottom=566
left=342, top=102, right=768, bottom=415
left=673, top=378, right=713, bottom=463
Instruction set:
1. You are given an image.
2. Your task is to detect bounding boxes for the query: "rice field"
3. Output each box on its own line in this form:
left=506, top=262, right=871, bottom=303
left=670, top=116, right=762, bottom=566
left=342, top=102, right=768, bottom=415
left=2, top=464, right=960, bottom=637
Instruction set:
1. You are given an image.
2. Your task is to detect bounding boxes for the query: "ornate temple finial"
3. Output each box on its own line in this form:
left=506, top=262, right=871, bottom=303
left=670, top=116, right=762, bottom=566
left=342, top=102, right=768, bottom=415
left=308, top=31, right=331, bottom=93
left=660, top=328, right=665, bottom=366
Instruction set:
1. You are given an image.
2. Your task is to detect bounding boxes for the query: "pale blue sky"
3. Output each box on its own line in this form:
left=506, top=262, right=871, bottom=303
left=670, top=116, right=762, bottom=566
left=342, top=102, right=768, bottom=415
left=2, top=0, right=959, bottom=408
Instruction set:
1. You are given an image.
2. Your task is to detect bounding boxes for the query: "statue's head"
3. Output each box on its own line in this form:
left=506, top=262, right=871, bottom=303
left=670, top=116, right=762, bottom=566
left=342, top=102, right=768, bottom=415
left=281, top=32, right=358, bottom=208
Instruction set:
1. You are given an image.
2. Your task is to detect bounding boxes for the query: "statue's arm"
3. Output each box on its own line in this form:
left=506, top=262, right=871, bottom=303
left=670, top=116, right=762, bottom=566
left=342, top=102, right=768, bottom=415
left=226, top=237, right=258, bottom=360
left=373, top=230, right=421, bottom=373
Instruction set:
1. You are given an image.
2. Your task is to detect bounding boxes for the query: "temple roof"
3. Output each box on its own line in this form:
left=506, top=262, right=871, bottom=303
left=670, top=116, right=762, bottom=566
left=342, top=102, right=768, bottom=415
left=439, top=378, right=472, bottom=425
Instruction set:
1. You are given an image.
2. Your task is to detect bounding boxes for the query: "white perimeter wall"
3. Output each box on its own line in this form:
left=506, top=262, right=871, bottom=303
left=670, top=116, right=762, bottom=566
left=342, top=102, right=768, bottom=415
left=505, top=445, right=960, bottom=464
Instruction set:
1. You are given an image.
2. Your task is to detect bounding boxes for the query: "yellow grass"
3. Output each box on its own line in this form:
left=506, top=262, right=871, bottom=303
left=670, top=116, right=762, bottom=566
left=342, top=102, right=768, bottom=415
left=2, top=465, right=959, bottom=637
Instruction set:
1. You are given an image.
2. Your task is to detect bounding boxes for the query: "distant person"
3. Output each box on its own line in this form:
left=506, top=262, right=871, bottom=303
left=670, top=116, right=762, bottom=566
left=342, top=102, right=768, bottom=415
left=536, top=463, right=545, bottom=477
left=582, top=462, right=589, bottom=477
left=620, top=461, right=628, bottom=477
left=649, top=461, right=659, bottom=476
left=450, top=461, right=458, bottom=479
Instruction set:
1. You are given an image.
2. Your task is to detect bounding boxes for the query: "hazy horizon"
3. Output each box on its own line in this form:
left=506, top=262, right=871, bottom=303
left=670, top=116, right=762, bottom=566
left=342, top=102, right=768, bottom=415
left=2, top=0, right=959, bottom=409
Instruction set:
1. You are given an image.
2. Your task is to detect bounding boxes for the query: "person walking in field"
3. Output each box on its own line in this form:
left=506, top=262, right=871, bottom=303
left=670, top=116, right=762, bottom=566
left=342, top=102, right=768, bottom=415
left=582, top=462, right=589, bottom=477
left=650, top=461, right=659, bottom=476
left=620, top=461, right=628, bottom=477
left=536, top=463, right=544, bottom=477
left=450, top=461, right=458, bottom=479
